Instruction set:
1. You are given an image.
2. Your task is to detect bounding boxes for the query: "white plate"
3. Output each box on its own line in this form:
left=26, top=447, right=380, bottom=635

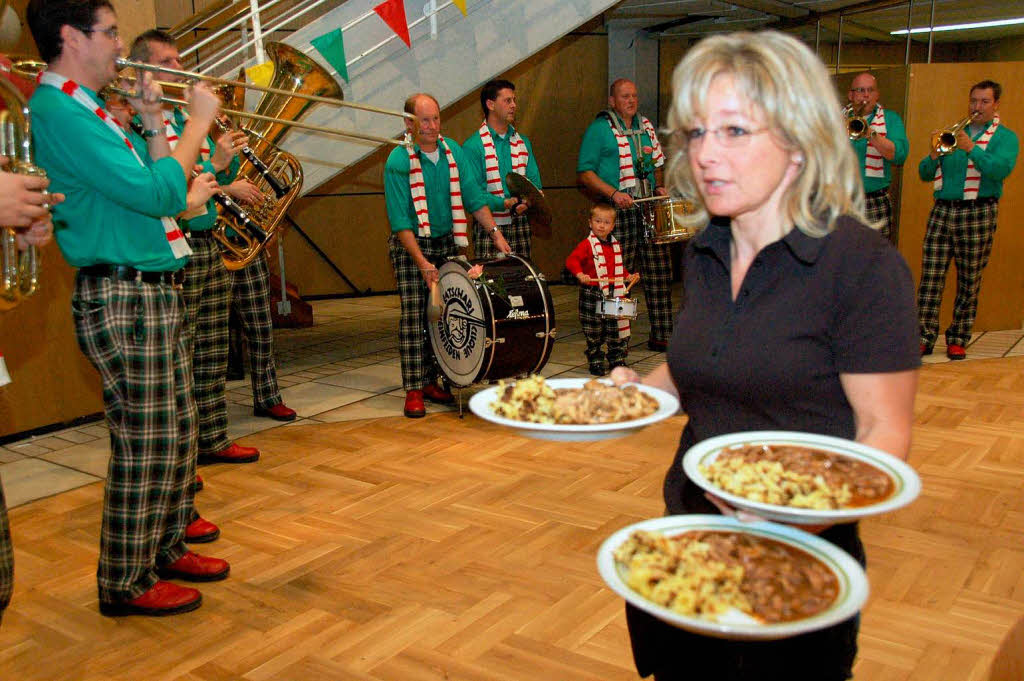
left=683, top=431, right=922, bottom=525
left=596, top=515, right=869, bottom=640
left=467, top=377, right=680, bottom=441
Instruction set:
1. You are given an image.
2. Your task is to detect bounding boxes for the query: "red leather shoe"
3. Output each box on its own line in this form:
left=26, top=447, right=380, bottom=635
left=920, top=343, right=933, bottom=356
left=404, top=390, right=425, bottom=418
left=184, top=517, right=220, bottom=544
left=422, top=383, right=454, bottom=404
left=156, top=551, right=230, bottom=582
left=193, top=474, right=204, bottom=493
left=99, top=580, right=201, bottom=617
left=254, top=403, right=297, bottom=421
left=946, top=343, right=967, bottom=360
left=198, top=442, right=260, bottom=465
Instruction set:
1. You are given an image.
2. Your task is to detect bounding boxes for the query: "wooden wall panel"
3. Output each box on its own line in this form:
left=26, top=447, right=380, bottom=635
left=899, top=61, right=1024, bottom=332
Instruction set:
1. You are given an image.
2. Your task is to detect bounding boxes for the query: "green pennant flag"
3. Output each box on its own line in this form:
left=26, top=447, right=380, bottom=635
left=311, top=27, right=349, bottom=83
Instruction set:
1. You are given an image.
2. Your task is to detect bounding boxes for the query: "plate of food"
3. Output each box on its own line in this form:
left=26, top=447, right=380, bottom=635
left=596, top=514, right=868, bottom=640
left=682, top=431, right=922, bottom=525
left=467, top=375, right=680, bottom=441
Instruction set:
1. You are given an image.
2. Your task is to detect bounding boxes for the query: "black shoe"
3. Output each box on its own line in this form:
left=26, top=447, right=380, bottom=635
left=589, top=362, right=607, bottom=376
left=609, top=360, right=626, bottom=370
left=647, top=339, right=668, bottom=352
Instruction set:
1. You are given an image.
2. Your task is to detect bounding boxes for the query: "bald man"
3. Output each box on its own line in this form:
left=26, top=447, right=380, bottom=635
left=577, top=78, right=672, bottom=352
left=383, top=93, right=509, bottom=417
left=847, top=72, right=908, bottom=240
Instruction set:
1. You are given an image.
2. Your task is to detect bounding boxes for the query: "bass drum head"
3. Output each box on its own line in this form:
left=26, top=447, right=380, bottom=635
left=429, top=259, right=489, bottom=387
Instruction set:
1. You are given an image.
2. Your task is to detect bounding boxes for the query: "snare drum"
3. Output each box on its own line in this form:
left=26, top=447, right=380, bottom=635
left=636, top=196, right=701, bottom=244
left=429, top=255, right=556, bottom=387
left=596, top=296, right=639, bottom=320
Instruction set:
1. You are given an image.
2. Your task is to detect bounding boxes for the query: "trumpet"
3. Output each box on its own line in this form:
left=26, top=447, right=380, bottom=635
left=842, top=103, right=871, bottom=140
left=0, top=68, right=46, bottom=310
left=933, top=112, right=980, bottom=156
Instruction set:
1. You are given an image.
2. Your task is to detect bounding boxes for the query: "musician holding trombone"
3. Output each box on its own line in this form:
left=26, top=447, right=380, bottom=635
left=846, top=72, right=907, bottom=240
left=27, top=0, right=231, bottom=616
left=916, top=80, right=1018, bottom=361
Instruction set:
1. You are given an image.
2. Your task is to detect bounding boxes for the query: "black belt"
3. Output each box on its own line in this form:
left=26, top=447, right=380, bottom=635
left=79, top=264, right=185, bottom=288
left=186, top=229, right=215, bottom=240
left=936, top=197, right=998, bottom=207
left=865, top=188, right=890, bottom=198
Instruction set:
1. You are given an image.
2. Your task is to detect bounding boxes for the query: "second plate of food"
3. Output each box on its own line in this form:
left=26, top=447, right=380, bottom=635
left=468, top=377, right=680, bottom=441
left=682, top=430, right=922, bottom=525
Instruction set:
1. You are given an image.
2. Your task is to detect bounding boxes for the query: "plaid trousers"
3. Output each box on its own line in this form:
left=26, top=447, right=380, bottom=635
left=390, top=233, right=458, bottom=392
left=72, top=273, right=196, bottom=602
left=917, top=199, right=999, bottom=348
left=474, top=213, right=531, bottom=261
left=864, top=190, right=894, bottom=241
left=0, top=481, right=12, bottom=620
left=616, top=204, right=674, bottom=342
left=579, top=284, right=628, bottom=365
left=181, top=233, right=232, bottom=455
left=231, top=254, right=283, bottom=409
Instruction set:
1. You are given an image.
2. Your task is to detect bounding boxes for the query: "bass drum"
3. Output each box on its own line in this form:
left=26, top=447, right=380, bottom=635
left=429, top=255, right=556, bottom=388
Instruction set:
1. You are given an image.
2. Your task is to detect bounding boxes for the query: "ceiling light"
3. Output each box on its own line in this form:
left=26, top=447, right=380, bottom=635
left=890, top=16, right=1024, bottom=35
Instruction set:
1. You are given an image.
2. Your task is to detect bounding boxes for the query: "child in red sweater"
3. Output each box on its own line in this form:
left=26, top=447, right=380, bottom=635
left=565, top=203, right=640, bottom=376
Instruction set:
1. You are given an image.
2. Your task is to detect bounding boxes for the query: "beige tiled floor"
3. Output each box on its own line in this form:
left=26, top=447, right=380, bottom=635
left=3, top=282, right=1023, bottom=509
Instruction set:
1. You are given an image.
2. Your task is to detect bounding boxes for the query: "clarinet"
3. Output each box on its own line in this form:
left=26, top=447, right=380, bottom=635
left=216, top=117, right=288, bottom=199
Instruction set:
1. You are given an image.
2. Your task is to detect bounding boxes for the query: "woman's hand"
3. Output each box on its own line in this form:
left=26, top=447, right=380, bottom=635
left=609, top=365, right=641, bottom=385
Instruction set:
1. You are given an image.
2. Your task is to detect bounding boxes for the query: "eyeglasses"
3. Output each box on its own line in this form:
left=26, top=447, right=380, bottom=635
left=849, top=87, right=875, bottom=94
left=681, top=126, right=769, bottom=149
left=79, top=25, right=119, bottom=40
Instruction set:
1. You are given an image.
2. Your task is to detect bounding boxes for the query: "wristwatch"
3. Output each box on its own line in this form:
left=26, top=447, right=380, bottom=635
left=140, top=128, right=164, bottom=139
left=489, top=224, right=500, bottom=234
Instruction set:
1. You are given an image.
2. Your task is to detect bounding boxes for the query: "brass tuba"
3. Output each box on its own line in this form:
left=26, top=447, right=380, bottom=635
left=0, top=72, right=45, bottom=310
left=212, top=41, right=342, bottom=271
left=934, top=112, right=980, bottom=156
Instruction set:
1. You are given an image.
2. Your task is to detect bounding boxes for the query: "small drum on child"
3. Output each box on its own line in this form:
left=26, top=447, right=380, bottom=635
left=635, top=196, right=701, bottom=244
left=429, top=254, right=556, bottom=388
left=596, top=296, right=639, bottom=320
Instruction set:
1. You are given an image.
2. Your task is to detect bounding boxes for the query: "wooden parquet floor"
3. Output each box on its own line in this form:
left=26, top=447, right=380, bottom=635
left=2, top=357, right=1023, bottom=680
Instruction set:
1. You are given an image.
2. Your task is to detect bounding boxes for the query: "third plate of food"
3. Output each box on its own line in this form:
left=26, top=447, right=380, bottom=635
left=682, top=430, right=921, bottom=525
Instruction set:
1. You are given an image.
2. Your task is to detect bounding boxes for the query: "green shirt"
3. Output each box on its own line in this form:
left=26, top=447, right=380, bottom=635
left=850, top=106, right=909, bottom=193
left=461, top=124, right=542, bottom=213
left=31, top=82, right=188, bottom=270
left=384, top=138, right=489, bottom=235
left=142, top=108, right=241, bottom=232
left=918, top=122, right=1018, bottom=200
left=576, top=112, right=659, bottom=190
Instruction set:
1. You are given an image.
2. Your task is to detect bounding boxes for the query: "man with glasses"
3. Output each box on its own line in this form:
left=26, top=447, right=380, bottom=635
left=27, top=0, right=231, bottom=616
left=577, top=78, right=672, bottom=352
left=917, top=79, right=1018, bottom=360
left=846, top=72, right=908, bottom=241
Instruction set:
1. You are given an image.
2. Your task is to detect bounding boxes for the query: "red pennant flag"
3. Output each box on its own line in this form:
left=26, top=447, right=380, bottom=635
left=374, top=0, right=411, bottom=48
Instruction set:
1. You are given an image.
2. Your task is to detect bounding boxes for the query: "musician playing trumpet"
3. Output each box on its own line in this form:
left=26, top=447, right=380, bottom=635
left=846, top=72, right=908, bottom=240
left=916, top=80, right=1019, bottom=360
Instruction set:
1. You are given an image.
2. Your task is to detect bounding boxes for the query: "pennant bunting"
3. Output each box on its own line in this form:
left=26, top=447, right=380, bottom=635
left=311, top=27, right=349, bottom=82
left=245, top=60, right=274, bottom=88
left=452, top=0, right=467, bottom=16
left=374, top=0, right=411, bottom=48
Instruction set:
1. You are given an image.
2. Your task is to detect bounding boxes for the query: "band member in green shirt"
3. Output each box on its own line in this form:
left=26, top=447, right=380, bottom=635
left=846, top=72, right=908, bottom=240
left=28, top=0, right=231, bottom=616
left=384, top=93, right=507, bottom=418
left=577, top=79, right=673, bottom=352
left=462, top=78, right=542, bottom=260
left=917, top=80, right=1018, bottom=360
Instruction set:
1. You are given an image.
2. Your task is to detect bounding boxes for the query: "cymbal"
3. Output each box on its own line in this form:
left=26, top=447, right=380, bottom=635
left=506, top=173, right=552, bottom=237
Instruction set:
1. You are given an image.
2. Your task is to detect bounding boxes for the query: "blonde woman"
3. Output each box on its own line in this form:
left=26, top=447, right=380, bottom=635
left=611, top=31, right=919, bottom=680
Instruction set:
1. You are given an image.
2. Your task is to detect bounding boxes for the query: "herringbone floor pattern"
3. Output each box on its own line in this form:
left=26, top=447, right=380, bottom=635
left=1, top=358, right=1022, bottom=680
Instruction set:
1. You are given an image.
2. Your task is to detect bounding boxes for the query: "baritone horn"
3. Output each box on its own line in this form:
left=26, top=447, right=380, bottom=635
left=842, top=103, right=870, bottom=140
left=0, top=68, right=46, bottom=310
left=933, top=112, right=980, bottom=156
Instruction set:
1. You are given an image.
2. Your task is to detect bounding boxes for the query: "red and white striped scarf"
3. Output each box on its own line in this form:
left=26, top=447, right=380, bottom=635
left=38, top=72, right=192, bottom=259
left=864, top=105, right=888, bottom=179
left=934, top=114, right=1000, bottom=199
left=164, top=107, right=210, bottom=159
left=408, top=135, right=468, bottom=246
left=604, top=111, right=665, bottom=191
left=588, top=232, right=629, bottom=338
left=478, top=121, right=528, bottom=226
